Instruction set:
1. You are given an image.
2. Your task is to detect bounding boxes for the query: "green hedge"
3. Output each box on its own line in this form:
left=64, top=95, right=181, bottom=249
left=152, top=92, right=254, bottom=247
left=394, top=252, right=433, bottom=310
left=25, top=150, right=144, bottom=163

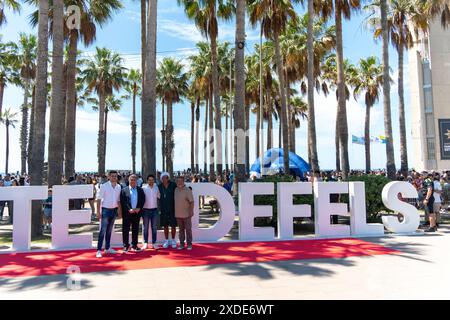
left=251, top=174, right=390, bottom=226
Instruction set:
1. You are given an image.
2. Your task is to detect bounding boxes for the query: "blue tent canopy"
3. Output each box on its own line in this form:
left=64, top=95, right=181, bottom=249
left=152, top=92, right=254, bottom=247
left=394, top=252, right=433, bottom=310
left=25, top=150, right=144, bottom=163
left=250, top=148, right=311, bottom=177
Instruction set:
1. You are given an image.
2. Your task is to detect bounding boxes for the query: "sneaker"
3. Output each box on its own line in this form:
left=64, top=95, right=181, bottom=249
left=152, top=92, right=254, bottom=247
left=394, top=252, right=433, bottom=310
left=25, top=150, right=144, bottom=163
left=187, top=245, right=193, bottom=251
left=178, top=244, right=185, bottom=250
left=142, top=243, right=148, bottom=250
left=123, top=246, right=130, bottom=253
left=132, top=247, right=142, bottom=252
left=162, top=240, right=170, bottom=249
left=171, top=239, right=177, bottom=249
left=152, top=243, right=159, bottom=250
left=425, top=227, right=437, bottom=233
left=96, top=251, right=102, bottom=258
left=106, top=248, right=117, bottom=254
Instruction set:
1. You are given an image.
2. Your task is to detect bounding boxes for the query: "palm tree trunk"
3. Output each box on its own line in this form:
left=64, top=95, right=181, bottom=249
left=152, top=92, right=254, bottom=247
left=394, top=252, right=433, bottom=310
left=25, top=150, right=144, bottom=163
left=365, top=104, right=371, bottom=173
left=335, top=6, right=350, bottom=179
left=398, top=42, right=408, bottom=176
left=209, top=83, right=215, bottom=180
left=141, top=0, right=147, bottom=75
left=20, top=78, right=30, bottom=174
left=286, top=76, right=292, bottom=153
left=307, top=0, right=320, bottom=175
left=225, top=100, right=229, bottom=172
left=203, top=96, right=208, bottom=174
left=98, top=91, right=106, bottom=176
left=0, top=82, right=4, bottom=119
left=104, top=109, right=109, bottom=163
left=47, top=0, right=65, bottom=187
left=229, top=104, right=234, bottom=171
left=131, top=90, right=137, bottom=173
left=245, top=104, right=250, bottom=172
left=5, top=123, right=9, bottom=174
left=211, top=34, right=223, bottom=176
left=335, top=112, right=341, bottom=171
left=161, top=100, right=165, bottom=172
left=190, top=100, right=195, bottom=172
left=30, top=0, right=49, bottom=237
left=166, top=97, right=174, bottom=177
left=273, top=31, right=289, bottom=175
left=233, top=0, right=246, bottom=196
left=256, top=104, right=261, bottom=159
left=142, top=0, right=157, bottom=178
left=267, top=96, right=273, bottom=150
left=195, top=99, right=200, bottom=173
left=28, top=85, right=36, bottom=171
left=279, top=116, right=282, bottom=149
left=380, top=0, right=396, bottom=179
left=64, top=32, right=78, bottom=180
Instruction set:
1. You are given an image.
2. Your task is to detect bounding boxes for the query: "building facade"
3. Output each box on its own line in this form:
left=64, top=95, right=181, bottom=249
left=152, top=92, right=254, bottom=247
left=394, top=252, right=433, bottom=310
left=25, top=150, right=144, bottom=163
left=409, top=20, right=450, bottom=171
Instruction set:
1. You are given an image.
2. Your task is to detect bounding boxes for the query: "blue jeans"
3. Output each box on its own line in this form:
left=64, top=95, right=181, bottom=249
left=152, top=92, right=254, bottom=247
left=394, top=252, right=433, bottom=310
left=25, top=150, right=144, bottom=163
left=97, top=208, right=117, bottom=251
left=142, top=208, right=159, bottom=244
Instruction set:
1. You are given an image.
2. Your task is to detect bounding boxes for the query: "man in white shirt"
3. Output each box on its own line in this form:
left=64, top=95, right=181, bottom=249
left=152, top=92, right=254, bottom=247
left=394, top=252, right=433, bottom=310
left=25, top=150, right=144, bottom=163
left=142, top=174, right=160, bottom=250
left=433, top=173, right=443, bottom=225
left=96, top=170, right=122, bottom=258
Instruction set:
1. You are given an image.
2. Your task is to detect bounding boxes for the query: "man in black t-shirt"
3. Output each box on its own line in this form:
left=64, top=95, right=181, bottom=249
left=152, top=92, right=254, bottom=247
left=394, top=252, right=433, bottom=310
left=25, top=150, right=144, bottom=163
left=422, top=172, right=437, bottom=232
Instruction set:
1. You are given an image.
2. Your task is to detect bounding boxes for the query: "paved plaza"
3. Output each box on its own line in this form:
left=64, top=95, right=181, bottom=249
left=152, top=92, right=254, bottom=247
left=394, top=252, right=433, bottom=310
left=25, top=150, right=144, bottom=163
left=0, top=227, right=449, bottom=300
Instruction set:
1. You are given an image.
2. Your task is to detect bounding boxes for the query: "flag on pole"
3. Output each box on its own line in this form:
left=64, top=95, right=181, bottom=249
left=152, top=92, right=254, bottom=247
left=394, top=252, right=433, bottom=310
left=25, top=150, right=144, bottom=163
left=352, top=135, right=365, bottom=145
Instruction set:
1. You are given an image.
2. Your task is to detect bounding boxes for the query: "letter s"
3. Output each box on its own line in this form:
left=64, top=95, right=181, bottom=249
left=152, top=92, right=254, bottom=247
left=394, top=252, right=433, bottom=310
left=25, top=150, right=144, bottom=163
left=381, top=181, right=420, bottom=234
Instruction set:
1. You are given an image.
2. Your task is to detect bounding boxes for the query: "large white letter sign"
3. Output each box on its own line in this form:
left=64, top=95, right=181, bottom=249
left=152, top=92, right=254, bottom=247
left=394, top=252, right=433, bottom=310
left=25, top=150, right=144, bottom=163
left=187, top=183, right=235, bottom=241
left=239, top=183, right=275, bottom=241
left=349, top=182, right=384, bottom=237
left=277, top=182, right=312, bottom=239
left=381, top=181, right=420, bottom=234
left=314, top=182, right=350, bottom=238
left=52, top=185, right=93, bottom=249
left=0, top=186, right=47, bottom=251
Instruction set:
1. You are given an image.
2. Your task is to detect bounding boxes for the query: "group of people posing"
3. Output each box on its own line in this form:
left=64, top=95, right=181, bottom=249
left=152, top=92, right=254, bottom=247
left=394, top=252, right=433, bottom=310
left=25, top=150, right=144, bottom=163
left=95, top=170, right=194, bottom=258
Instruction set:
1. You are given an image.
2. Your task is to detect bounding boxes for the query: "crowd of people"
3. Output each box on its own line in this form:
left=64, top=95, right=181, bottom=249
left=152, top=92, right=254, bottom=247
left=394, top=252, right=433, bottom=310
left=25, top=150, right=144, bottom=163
left=0, top=168, right=449, bottom=250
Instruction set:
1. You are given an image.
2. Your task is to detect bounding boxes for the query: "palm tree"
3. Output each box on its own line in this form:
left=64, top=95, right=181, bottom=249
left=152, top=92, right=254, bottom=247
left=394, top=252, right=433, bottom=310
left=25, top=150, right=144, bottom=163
left=157, top=57, right=189, bottom=177
left=66, top=0, right=123, bottom=180
left=81, top=47, right=127, bottom=176
left=234, top=0, right=246, bottom=194
left=17, top=33, right=37, bottom=175
left=315, top=0, right=361, bottom=178
left=0, top=0, right=21, bottom=27
left=0, top=108, right=18, bottom=174
left=248, top=0, right=300, bottom=175
left=188, top=41, right=213, bottom=175
left=307, top=0, right=319, bottom=176
left=0, top=41, right=19, bottom=119
left=321, top=54, right=357, bottom=171
left=186, top=83, right=197, bottom=172
left=421, top=0, right=450, bottom=27
left=380, top=0, right=396, bottom=179
left=90, top=94, right=123, bottom=164
left=352, top=56, right=383, bottom=173
left=289, top=96, right=308, bottom=153
left=29, top=0, right=49, bottom=237
left=367, top=0, right=428, bottom=176
left=141, top=0, right=157, bottom=178
left=178, top=0, right=235, bottom=177
left=46, top=0, right=65, bottom=187
left=124, top=68, right=142, bottom=173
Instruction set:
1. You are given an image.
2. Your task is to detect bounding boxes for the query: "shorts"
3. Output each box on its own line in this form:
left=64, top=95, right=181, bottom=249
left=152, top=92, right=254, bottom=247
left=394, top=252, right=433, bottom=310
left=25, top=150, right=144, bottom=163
left=44, top=208, right=52, bottom=218
left=160, top=212, right=177, bottom=227
left=433, top=202, right=441, bottom=214
left=425, top=200, right=435, bottom=214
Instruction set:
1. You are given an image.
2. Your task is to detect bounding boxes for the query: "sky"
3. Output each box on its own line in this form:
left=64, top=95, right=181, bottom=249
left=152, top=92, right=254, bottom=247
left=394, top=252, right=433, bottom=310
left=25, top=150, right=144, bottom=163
left=0, top=1, right=414, bottom=174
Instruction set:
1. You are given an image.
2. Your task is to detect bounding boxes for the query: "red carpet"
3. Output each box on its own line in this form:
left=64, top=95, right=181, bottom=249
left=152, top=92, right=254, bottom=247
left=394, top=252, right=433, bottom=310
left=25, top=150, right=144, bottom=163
left=0, top=239, right=397, bottom=278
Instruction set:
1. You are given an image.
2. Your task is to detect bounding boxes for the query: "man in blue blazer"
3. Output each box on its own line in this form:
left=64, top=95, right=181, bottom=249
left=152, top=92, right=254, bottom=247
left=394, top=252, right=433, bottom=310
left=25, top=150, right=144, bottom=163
left=120, top=174, right=146, bottom=252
